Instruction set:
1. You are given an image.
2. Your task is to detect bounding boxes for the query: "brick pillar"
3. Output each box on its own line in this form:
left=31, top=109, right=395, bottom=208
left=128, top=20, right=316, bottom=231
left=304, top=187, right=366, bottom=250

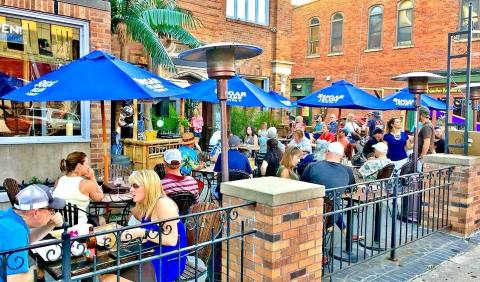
left=221, top=177, right=325, bottom=281
left=424, top=154, right=480, bottom=236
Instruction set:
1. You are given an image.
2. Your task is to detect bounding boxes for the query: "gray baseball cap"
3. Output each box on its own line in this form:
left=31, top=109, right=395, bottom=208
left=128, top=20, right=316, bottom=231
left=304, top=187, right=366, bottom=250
left=229, top=135, right=241, bottom=147
left=15, top=184, right=66, bottom=210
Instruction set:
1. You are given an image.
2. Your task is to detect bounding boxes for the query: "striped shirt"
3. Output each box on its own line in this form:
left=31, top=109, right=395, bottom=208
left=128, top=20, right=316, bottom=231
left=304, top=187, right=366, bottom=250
left=161, top=173, right=199, bottom=202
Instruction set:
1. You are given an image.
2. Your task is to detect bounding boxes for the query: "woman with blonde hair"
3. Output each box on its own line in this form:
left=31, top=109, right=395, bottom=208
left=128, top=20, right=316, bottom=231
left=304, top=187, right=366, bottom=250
left=277, top=146, right=302, bottom=180
left=121, top=170, right=187, bottom=282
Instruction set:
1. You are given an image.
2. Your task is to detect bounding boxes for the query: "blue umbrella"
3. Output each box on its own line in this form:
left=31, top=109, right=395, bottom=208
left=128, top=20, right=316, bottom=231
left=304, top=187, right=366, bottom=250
left=297, top=80, right=395, bottom=110
left=382, top=88, right=447, bottom=110
left=0, top=72, right=24, bottom=97
left=180, top=75, right=285, bottom=108
left=3, top=50, right=187, bottom=101
left=268, top=91, right=297, bottom=108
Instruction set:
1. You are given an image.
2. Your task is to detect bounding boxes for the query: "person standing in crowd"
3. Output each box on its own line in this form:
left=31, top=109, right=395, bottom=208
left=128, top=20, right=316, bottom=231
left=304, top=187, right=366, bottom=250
left=53, top=152, right=104, bottom=224
left=260, top=139, right=283, bottom=176
left=244, top=126, right=259, bottom=146
left=313, top=116, right=324, bottom=140
left=161, top=149, right=199, bottom=203
left=368, top=111, right=384, bottom=136
left=344, top=113, right=360, bottom=141
left=277, top=146, right=302, bottom=180
left=258, top=129, right=269, bottom=154
left=0, top=185, right=64, bottom=281
left=119, top=170, right=186, bottom=282
left=363, top=128, right=384, bottom=159
left=358, top=143, right=392, bottom=181
left=434, top=127, right=446, bottom=154
left=178, top=132, right=203, bottom=175
left=190, top=108, right=204, bottom=152
left=289, top=129, right=312, bottom=153
left=418, top=106, right=435, bottom=171
left=320, top=124, right=336, bottom=142
left=383, top=117, right=413, bottom=171
left=213, top=135, right=252, bottom=174
left=267, top=126, right=286, bottom=152
left=258, top=122, right=268, bottom=137
left=336, top=128, right=353, bottom=160
left=328, top=114, right=338, bottom=133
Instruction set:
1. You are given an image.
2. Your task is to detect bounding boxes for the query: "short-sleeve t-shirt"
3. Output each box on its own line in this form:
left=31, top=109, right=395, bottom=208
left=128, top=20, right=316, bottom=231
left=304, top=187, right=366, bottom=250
left=264, top=150, right=281, bottom=176
left=0, top=209, right=29, bottom=281
left=383, top=132, right=408, bottom=161
left=418, top=122, right=435, bottom=155
left=213, top=149, right=252, bottom=174
left=300, top=161, right=355, bottom=190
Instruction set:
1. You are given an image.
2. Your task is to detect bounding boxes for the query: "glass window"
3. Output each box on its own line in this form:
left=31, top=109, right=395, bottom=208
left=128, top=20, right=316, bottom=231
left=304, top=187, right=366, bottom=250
left=460, top=0, right=480, bottom=33
left=0, top=13, right=87, bottom=142
left=330, top=13, right=344, bottom=53
left=308, top=17, right=320, bottom=56
left=367, top=5, right=383, bottom=49
left=397, top=0, right=413, bottom=46
left=226, top=0, right=269, bottom=25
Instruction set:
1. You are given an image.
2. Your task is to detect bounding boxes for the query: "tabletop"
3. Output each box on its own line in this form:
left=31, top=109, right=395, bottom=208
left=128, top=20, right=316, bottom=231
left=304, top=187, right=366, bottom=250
left=101, top=192, right=133, bottom=203
left=239, top=144, right=260, bottom=151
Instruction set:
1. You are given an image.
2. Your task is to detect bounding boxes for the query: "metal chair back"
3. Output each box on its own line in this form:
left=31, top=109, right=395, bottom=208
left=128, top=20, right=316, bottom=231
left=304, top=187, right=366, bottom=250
left=3, top=178, right=20, bottom=206
left=169, top=192, right=197, bottom=216
left=154, top=163, right=167, bottom=179
left=377, top=163, right=396, bottom=180
left=400, top=160, right=415, bottom=175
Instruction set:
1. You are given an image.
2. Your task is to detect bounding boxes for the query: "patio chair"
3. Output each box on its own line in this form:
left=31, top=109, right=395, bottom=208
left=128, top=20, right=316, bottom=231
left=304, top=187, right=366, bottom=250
left=3, top=178, right=20, bottom=206
left=169, top=192, right=197, bottom=216
left=180, top=202, right=223, bottom=282
left=254, top=152, right=267, bottom=176
left=58, top=203, right=100, bottom=227
left=154, top=163, right=167, bottom=179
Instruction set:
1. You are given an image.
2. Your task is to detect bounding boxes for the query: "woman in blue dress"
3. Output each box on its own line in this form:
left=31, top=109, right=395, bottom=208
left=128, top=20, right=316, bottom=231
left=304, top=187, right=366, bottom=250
left=383, top=117, right=413, bottom=172
left=115, top=170, right=187, bottom=282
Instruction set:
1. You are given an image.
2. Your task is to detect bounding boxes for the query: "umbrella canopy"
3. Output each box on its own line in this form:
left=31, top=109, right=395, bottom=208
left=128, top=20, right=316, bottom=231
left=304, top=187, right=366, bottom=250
left=180, top=75, right=285, bottom=108
left=382, top=88, right=447, bottom=110
left=0, top=72, right=24, bottom=97
left=3, top=50, right=187, bottom=101
left=268, top=91, right=297, bottom=108
left=297, top=80, right=395, bottom=110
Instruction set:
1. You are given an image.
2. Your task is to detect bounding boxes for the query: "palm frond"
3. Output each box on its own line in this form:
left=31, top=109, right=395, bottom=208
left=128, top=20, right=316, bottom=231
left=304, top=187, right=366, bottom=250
left=125, top=17, right=175, bottom=71
left=159, top=26, right=201, bottom=48
left=141, top=8, right=200, bottom=29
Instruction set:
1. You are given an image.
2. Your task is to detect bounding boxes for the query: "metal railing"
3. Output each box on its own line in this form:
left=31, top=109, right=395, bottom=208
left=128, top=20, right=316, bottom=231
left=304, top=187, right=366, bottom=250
left=0, top=201, right=255, bottom=282
left=322, top=166, right=454, bottom=278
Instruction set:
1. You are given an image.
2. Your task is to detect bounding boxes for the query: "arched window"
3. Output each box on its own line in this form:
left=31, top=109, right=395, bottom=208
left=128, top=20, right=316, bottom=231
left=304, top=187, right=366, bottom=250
left=460, top=0, right=480, bottom=32
left=308, top=17, right=320, bottom=56
left=330, top=13, right=344, bottom=53
left=397, top=0, right=413, bottom=46
left=367, top=5, right=383, bottom=49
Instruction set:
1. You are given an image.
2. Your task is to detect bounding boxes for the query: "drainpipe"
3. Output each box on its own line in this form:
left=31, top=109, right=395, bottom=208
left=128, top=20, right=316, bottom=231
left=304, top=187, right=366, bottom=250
left=54, top=0, right=58, bottom=14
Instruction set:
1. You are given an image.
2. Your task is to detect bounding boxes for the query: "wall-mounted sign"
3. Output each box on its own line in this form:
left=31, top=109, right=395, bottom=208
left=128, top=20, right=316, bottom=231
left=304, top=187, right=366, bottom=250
left=0, top=23, right=23, bottom=44
left=427, top=86, right=462, bottom=95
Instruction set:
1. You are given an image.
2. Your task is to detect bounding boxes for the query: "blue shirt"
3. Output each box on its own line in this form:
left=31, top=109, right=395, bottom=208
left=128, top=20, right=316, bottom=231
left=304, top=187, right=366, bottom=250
left=213, top=149, right=252, bottom=174
left=178, top=145, right=199, bottom=175
left=384, top=132, right=408, bottom=161
left=329, top=121, right=338, bottom=133
left=0, top=209, right=29, bottom=281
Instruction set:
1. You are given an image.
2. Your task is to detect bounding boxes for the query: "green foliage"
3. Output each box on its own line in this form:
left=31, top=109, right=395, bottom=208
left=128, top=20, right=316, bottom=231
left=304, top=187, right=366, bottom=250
left=230, top=107, right=281, bottom=138
left=152, top=105, right=179, bottom=132
left=29, top=176, right=41, bottom=185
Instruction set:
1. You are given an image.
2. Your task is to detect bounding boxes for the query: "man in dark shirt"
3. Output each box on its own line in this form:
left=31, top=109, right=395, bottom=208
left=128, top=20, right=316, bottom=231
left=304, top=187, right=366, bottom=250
left=213, top=135, right=252, bottom=174
left=363, top=128, right=384, bottom=159
left=418, top=107, right=435, bottom=171
left=434, top=127, right=445, bottom=154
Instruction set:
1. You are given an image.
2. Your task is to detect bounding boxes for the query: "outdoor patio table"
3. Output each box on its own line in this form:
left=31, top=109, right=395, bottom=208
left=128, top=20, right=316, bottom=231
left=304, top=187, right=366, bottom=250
left=193, top=165, right=217, bottom=202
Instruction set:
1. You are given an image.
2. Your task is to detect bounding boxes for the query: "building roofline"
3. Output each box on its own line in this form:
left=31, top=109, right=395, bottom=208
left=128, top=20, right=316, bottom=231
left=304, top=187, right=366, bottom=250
left=293, top=0, right=320, bottom=10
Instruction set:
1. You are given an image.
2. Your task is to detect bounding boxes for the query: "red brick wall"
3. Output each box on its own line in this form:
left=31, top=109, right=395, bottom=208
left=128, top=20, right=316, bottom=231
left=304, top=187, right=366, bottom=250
left=2, top=0, right=112, bottom=169
left=291, top=0, right=480, bottom=120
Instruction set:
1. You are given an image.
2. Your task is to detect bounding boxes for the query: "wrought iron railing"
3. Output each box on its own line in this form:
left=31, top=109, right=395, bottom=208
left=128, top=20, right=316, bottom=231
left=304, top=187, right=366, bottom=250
left=0, top=201, right=255, bottom=282
left=322, top=166, right=454, bottom=277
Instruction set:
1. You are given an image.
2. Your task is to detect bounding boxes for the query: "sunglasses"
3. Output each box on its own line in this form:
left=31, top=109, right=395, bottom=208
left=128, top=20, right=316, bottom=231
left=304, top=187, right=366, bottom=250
left=41, top=208, right=55, bottom=215
left=131, top=183, right=141, bottom=189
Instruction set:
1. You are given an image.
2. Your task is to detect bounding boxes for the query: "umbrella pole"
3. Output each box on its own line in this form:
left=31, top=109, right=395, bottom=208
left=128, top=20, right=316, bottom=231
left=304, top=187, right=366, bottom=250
left=217, top=78, right=229, bottom=182
left=133, top=99, right=138, bottom=141
left=413, top=95, right=420, bottom=172
left=101, top=100, right=109, bottom=184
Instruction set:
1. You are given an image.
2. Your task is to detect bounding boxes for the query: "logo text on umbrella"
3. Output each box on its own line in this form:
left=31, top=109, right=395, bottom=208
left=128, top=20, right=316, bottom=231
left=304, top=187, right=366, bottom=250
left=317, top=93, right=344, bottom=103
left=227, top=91, right=247, bottom=102
left=26, top=80, right=59, bottom=96
left=133, top=78, right=167, bottom=92
left=393, top=98, right=415, bottom=107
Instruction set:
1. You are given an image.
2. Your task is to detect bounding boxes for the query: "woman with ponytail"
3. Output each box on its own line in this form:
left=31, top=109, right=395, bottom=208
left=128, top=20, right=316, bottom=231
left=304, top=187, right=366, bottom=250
left=53, top=152, right=104, bottom=224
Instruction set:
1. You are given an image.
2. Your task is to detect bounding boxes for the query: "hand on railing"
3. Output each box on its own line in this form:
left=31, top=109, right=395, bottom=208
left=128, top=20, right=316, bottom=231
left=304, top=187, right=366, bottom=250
left=120, top=227, right=146, bottom=242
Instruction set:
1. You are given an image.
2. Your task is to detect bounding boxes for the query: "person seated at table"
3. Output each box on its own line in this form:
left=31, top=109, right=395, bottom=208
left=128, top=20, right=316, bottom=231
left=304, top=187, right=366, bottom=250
left=337, top=128, right=353, bottom=160
left=260, top=139, right=283, bottom=176
left=0, top=184, right=64, bottom=282
left=244, top=125, right=259, bottom=146
left=313, top=139, right=329, bottom=161
left=358, top=142, right=392, bottom=181
left=258, top=129, right=269, bottom=154
left=289, top=129, right=312, bottom=154
left=161, top=149, right=199, bottom=203
left=114, top=170, right=187, bottom=282
left=319, top=124, right=336, bottom=143
left=53, top=151, right=104, bottom=224
left=277, top=146, right=302, bottom=180
left=295, top=115, right=306, bottom=131
left=214, top=135, right=253, bottom=175
left=313, top=116, right=324, bottom=140
left=267, top=127, right=285, bottom=152
left=178, top=132, right=204, bottom=175
left=363, top=128, right=384, bottom=159
left=258, top=122, right=268, bottom=137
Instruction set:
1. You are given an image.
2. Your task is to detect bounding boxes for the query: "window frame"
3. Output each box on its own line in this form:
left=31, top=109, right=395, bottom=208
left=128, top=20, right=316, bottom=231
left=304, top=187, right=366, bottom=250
left=226, top=0, right=270, bottom=26
left=367, top=5, right=383, bottom=50
left=307, top=17, right=320, bottom=56
left=0, top=6, right=91, bottom=145
left=330, top=12, right=344, bottom=54
left=396, top=0, right=414, bottom=47
left=459, top=0, right=480, bottom=33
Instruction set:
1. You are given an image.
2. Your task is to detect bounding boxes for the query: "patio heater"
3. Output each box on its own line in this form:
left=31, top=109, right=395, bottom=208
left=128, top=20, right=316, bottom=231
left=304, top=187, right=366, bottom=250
left=456, top=83, right=480, bottom=131
left=392, top=72, right=443, bottom=224
left=178, top=43, right=262, bottom=182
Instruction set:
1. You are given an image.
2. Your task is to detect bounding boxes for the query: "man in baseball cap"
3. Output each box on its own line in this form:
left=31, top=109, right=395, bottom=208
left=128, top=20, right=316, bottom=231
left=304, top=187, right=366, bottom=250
left=161, top=149, right=199, bottom=204
left=0, top=184, right=64, bottom=281
left=359, top=142, right=393, bottom=181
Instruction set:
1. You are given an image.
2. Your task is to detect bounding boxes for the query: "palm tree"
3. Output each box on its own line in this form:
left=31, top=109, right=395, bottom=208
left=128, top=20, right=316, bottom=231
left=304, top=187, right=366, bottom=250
left=110, top=0, right=202, bottom=130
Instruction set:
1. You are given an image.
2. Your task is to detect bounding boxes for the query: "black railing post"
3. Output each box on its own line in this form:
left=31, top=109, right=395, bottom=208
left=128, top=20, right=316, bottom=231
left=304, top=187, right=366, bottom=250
left=390, top=177, right=399, bottom=261
left=61, top=223, right=72, bottom=281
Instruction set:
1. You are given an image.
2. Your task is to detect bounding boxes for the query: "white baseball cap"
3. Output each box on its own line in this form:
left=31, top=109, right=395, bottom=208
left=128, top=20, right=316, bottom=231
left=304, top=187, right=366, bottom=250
left=15, top=184, right=65, bottom=210
left=164, top=149, right=182, bottom=165
left=327, top=142, right=345, bottom=156
left=372, top=142, right=388, bottom=154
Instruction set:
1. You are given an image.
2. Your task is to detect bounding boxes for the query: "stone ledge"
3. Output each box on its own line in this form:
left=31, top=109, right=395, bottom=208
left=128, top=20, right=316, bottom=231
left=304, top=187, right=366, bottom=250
left=220, top=177, right=324, bottom=206
left=424, top=153, right=480, bottom=166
